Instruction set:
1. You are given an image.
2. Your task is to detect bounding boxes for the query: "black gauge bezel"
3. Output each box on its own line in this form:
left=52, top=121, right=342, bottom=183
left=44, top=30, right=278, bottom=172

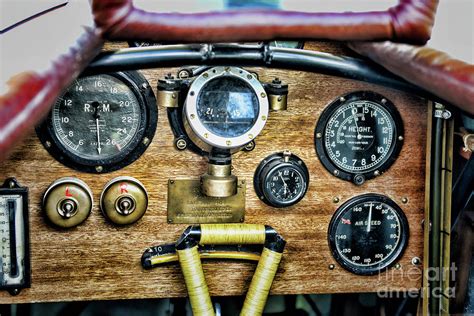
left=36, top=71, right=158, bottom=173
left=315, top=91, right=404, bottom=185
left=328, top=193, right=409, bottom=275
left=254, top=152, right=309, bottom=208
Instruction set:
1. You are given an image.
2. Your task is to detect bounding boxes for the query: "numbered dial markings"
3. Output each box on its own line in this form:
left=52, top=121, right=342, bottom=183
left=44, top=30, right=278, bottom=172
left=254, top=152, right=309, bottom=208
left=53, top=75, right=141, bottom=160
left=315, top=91, right=403, bottom=184
left=265, top=166, right=306, bottom=205
left=37, top=72, right=157, bottom=173
left=328, top=194, right=409, bottom=275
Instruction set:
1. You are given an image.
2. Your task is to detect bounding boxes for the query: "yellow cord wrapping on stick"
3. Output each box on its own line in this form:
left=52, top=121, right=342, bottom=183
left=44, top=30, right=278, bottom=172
left=200, top=224, right=266, bottom=245
left=240, top=247, right=283, bottom=316
left=177, top=246, right=215, bottom=316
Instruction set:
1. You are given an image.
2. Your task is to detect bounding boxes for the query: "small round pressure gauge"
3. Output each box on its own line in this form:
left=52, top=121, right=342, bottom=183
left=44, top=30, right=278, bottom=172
left=184, top=66, right=269, bottom=150
left=254, top=151, right=309, bottom=208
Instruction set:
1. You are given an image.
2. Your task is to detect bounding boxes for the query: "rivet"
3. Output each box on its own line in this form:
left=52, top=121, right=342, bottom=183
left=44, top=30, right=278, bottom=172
left=398, top=136, right=404, bottom=141
left=333, top=197, right=340, bottom=203
left=95, top=166, right=103, bottom=173
left=411, top=257, right=421, bottom=265
left=143, top=137, right=150, bottom=146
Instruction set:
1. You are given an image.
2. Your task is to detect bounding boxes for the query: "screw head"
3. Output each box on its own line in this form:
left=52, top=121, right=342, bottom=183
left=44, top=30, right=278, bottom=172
left=394, top=263, right=402, bottom=270
left=329, top=264, right=335, bottom=270
left=95, top=166, right=103, bottom=173
left=333, top=197, right=340, bottom=203
left=374, top=170, right=380, bottom=176
left=333, top=170, right=339, bottom=176
left=401, top=197, right=408, bottom=204
left=141, top=83, right=148, bottom=89
left=339, top=97, right=346, bottom=102
left=178, top=70, right=190, bottom=79
left=398, top=136, right=404, bottom=141
left=316, top=133, right=322, bottom=139
left=411, top=257, right=421, bottom=265
left=260, top=92, right=267, bottom=98
left=45, top=141, right=52, bottom=148
left=381, top=98, right=387, bottom=104
left=143, top=137, right=150, bottom=146
left=175, top=138, right=187, bottom=150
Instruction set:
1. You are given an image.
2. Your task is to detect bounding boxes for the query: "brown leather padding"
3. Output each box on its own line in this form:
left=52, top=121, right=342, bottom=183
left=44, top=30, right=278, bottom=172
left=93, top=0, right=438, bottom=44
left=349, top=41, right=474, bottom=115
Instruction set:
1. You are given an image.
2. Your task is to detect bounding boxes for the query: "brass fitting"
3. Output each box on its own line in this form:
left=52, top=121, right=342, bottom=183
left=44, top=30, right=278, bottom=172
left=200, top=163, right=237, bottom=198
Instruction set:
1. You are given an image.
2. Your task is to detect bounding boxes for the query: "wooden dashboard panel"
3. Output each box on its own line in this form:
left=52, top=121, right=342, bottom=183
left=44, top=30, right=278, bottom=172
left=0, top=42, right=427, bottom=303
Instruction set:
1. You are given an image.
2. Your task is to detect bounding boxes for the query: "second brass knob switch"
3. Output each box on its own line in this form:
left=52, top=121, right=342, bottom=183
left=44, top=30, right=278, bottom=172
left=100, top=177, right=148, bottom=225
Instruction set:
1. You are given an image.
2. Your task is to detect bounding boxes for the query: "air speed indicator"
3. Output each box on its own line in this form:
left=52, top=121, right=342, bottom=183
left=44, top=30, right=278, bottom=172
left=315, top=91, right=403, bottom=185
left=328, top=194, right=409, bottom=275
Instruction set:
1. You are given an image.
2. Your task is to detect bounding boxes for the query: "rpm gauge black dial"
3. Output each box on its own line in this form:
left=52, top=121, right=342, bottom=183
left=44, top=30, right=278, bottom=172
left=37, top=72, right=157, bottom=173
left=328, top=194, right=409, bottom=275
left=315, top=91, right=403, bottom=185
left=254, top=151, right=309, bottom=208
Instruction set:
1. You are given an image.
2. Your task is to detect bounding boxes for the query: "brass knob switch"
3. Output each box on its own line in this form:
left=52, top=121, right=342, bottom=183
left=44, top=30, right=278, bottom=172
left=100, top=177, right=148, bottom=225
left=43, top=177, right=93, bottom=228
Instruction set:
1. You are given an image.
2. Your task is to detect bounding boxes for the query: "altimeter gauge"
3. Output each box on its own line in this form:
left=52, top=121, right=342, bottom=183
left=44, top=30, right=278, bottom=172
left=37, top=71, right=157, bottom=173
left=315, top=91, right=404, bottom=185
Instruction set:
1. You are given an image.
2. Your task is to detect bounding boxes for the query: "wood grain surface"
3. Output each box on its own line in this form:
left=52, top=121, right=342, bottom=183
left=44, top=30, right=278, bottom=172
left=0, top=42, right=428, bottom=303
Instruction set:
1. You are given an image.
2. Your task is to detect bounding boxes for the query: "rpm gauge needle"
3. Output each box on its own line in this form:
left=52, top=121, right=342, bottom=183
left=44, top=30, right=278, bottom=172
left=367, top=203, right=373, bottom=232
left=92, top=102, right=102, bottom=155
left=96, top=118, right=102, bottom=154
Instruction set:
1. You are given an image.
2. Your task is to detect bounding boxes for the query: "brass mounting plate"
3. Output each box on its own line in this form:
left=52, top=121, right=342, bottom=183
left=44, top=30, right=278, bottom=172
left=167, top=179, right=246, bottom=224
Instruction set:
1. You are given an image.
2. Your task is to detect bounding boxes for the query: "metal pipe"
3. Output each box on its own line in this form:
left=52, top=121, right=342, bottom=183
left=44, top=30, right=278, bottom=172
left=85, top=44, right=438, bottom=101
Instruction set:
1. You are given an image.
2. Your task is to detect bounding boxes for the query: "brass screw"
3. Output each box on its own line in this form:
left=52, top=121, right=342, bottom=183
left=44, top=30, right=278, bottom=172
left=204, top=133, right=209, bottom=139
left=169, top=180, right=175, bottom=184
left=374, top=170, right=380, bottom=176
left=95, top=166, right=103, bottom=173
left=333, top=170, right=339, bottom=176
left=203, top=73, right=209, bottom=78
left=176, top=139, right=187, bottom=150
left=333, top=197, right=340, bottom=203
left=316, top=133, right=322, bottom=139
left=226, top=140, right=232, bottom=146
left=45, top=141, right=52, bottom=148
left=401, top=197, right=408, bottom=204
left=329, top=264, right=335, bottom=270
left=394, top=263, right=402, bottom=270
left=261, top=92, right=267, bottom=98
left=143, top=137, right=150, bottom=146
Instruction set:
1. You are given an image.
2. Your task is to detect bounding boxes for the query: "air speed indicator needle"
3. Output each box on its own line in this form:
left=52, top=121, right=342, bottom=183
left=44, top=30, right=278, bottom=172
left=366, top=203, right=373, bottom=232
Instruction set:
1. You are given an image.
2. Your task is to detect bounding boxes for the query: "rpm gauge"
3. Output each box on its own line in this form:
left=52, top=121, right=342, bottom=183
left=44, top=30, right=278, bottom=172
left=328, top=194, right=409, bottom=275
left=37, top=72, right=157, bottom=173
left=315, top=91, right=403, bottom=185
